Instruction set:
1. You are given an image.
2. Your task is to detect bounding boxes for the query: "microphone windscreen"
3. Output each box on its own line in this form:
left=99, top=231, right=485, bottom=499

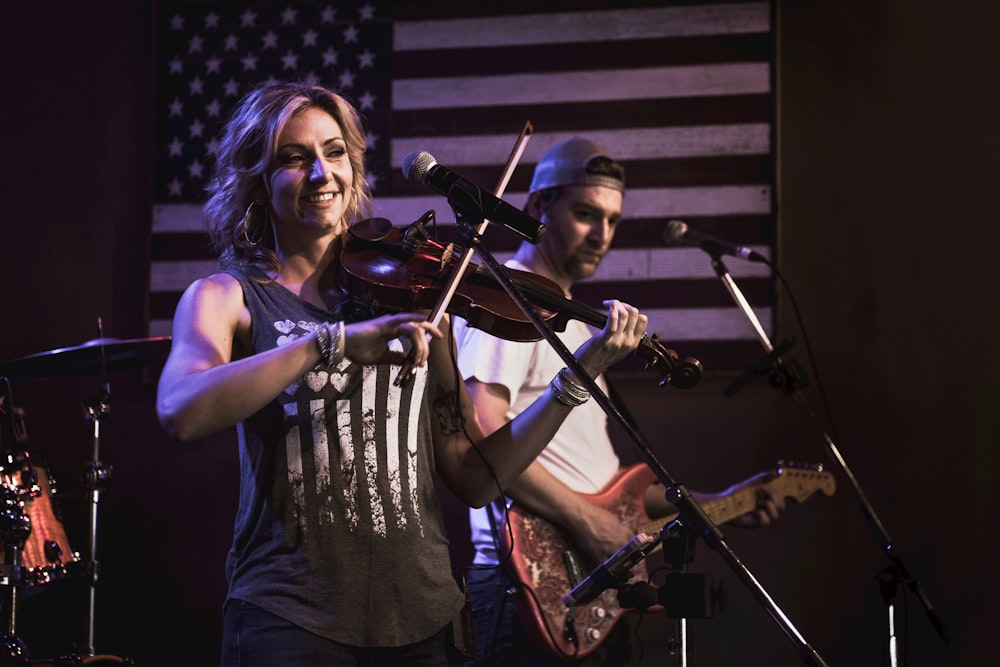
left=402, top=150, right=435, bottom=183
left=663, top=220, right=688, bottom=245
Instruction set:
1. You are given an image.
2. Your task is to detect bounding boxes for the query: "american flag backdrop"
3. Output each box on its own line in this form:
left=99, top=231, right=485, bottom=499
left=150, top=0, right=776, bottom=376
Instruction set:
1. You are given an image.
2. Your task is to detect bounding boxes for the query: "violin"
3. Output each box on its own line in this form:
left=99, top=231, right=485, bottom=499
left=338, top=215, right=702, bottom=388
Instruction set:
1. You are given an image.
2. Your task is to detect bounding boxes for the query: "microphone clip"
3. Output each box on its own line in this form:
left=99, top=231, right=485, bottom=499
left=723, top=338, right=807, bottom=396
left=563, top=532, right=658, bottom=607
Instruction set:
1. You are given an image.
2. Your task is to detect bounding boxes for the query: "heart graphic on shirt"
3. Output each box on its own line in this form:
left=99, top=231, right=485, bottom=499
left=328, top=364, right=350, bottom=392
left=274, top=319, right=296, bottom=335
left=305, top=371, right=328, bottom=393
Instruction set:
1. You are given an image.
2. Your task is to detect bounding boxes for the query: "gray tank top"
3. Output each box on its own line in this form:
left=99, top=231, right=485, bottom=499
left=223, top=265, right=464, bottom=646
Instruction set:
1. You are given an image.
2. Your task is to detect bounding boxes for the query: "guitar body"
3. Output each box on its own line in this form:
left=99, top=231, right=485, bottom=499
left=501, top=462, right=836, bottom=660
left=503, top=464, right=657, bottom=660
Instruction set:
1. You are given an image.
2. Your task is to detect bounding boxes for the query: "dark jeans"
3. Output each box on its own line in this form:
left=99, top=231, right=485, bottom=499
left=463, top=566, right=632, bottom=667
left=221, top=598, right=466, bottom=666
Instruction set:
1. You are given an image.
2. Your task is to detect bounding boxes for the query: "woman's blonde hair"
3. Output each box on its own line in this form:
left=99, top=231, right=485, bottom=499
left=204, top=82, right=373, bottom=272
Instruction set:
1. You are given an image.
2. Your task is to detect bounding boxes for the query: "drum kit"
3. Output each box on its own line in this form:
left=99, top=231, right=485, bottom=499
left=0, top=329, right=172, bottom=667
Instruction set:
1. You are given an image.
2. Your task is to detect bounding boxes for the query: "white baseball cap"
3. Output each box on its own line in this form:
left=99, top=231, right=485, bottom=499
left=528, top=137, right=625, bottom=195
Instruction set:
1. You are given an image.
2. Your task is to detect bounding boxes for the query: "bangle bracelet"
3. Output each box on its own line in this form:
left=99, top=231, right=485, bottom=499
left=330, top=320, right=346, bottom=366
left=315, top=321, right=346, bottom=367
left=549, top=367, right=590, bottom=407
left=315, top=323, right=331, bottom=366
left=559, top=368, right=591, bottom=402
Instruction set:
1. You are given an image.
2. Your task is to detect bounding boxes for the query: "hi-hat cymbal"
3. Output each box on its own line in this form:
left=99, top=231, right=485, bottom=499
left=0, top=337, right=172, bottom=381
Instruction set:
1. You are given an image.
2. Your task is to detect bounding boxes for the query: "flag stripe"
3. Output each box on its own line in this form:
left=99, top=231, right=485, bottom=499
left=390, top=94, right=772, bottom=136
left=150, top=206, right=773, bottom=259
left=148, top=247, right=770, bottom=293
left=573, top=278, right=774, bottom=309
left=366, top=185, right=772, bottom=245
left=391, top=34, right=772, bottom=77
left=386, top=154, right=774, bottom=199
left=391, top=4, right=770, bottom=48
left=390, top=64, right=769, bottom=110
left=150, top=1, right=776, bottom=374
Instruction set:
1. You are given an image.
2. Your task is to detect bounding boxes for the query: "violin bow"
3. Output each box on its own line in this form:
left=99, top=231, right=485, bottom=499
left=394, top=120, right=534, bottom=386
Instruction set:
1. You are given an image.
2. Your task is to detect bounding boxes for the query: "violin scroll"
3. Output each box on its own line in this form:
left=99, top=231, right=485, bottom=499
left=641, top=333, right=702, bottom=389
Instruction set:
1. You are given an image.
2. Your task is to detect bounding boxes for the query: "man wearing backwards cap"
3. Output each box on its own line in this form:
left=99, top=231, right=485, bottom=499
left=453, top=137, right=785, bottom=665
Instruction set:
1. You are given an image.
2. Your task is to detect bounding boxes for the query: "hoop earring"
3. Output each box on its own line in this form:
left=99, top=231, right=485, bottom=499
left=349, top=190, right=359, bottom=219
left=240, top=202, right=266, bottom=246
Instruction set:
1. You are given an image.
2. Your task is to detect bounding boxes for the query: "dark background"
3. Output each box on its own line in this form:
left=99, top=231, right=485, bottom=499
left=1, top=1, right=996, bottom=666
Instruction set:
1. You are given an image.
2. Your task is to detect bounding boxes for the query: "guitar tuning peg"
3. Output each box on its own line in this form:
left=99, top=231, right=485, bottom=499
left=777, top=460, right=825, bottom=473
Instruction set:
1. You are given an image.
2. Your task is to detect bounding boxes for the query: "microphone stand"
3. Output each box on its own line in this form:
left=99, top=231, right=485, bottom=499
left=454, top=212, right=829, bottom=667
left=707, top=252, right=949, bottom=662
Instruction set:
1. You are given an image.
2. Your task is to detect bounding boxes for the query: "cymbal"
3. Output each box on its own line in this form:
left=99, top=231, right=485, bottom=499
left=0, top=337, right=172, bottom=381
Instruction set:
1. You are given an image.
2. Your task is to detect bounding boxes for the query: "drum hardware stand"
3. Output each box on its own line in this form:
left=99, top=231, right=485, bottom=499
left=0, top=378, right=28, bottom=665
left=0, top=462, right=33, bottom=667
left=0, top=392, right=92, bottom=667
left=79, top=319, right=114, bottom=660
left=0, top=330, right=143, bottom=666
left=81, top=387, right=111, bottom=660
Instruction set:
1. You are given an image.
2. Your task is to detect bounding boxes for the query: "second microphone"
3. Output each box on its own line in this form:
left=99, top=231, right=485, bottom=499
left=402, top=150, right=546, bottom=244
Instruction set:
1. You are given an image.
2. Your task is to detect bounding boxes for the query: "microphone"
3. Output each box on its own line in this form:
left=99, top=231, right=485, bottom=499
left=563, top=532, right=656, bottom=607
left=663, top=220, right=766, bottom=263
left=402, top=150, right=546, bottom=244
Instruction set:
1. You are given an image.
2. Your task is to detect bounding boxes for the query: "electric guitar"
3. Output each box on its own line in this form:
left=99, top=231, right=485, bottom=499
left=501, top=462, right=836, bottom=660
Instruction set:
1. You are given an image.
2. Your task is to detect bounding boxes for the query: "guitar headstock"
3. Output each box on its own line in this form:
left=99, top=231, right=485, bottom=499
left=771, top=461, right=836, bottom=501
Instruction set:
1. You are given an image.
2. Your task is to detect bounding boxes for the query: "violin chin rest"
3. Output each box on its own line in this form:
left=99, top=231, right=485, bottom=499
left=350, top=217, right=394, bottom=242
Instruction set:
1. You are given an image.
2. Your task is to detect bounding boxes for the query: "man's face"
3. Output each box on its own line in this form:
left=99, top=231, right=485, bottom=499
left=532, top=184, right=624, bottom=286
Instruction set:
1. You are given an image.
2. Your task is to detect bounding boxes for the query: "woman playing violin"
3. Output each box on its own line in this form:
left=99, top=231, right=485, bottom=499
left=154, top=82, right=648, bottom=667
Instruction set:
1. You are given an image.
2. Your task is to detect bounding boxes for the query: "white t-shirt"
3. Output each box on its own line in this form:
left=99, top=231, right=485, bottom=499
left=453, top=262, right=622, bottom=564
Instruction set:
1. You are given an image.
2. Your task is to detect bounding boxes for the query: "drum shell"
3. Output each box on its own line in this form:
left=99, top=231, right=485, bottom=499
left=0, top=453, right=81, bottom=589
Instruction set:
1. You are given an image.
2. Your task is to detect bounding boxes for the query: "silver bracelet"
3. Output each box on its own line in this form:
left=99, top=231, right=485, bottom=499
left=315, top=323, right=331, bottom=366
left=549, top=367, right=590, bottom=407
left=315, top=321, right=346, bottom=367
left=329, top=320, right=346, bottom=366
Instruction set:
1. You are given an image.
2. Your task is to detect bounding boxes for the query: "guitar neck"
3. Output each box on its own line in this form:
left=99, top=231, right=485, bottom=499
left=636, top=469, right=835, bottom=539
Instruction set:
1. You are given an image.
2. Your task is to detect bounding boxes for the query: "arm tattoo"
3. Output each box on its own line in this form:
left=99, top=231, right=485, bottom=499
left=431, top=386, right=464, bottom=436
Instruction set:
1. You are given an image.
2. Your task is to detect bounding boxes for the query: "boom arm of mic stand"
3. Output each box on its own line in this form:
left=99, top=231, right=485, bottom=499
left=708, top=253, right=949, bottom=647
left=460, top=218, right=829, bottom=667
left=711, top=255, right=772, bottom=351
